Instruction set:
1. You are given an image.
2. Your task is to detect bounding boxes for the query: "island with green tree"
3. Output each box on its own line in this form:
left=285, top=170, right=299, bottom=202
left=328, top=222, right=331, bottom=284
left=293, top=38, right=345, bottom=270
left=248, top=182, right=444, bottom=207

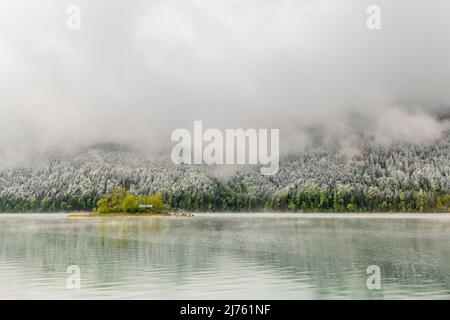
left=81, top=188, right=172, bottom=216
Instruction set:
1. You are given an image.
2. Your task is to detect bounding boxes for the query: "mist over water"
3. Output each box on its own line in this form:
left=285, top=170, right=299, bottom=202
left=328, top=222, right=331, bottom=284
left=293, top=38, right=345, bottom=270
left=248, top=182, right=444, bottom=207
left=1, top=214, right=450, bottom=299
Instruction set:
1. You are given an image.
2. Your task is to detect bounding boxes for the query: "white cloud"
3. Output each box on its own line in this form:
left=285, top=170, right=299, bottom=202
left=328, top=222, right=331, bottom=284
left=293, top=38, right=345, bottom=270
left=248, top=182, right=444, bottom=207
left=0, top=0, right=449, bottom=162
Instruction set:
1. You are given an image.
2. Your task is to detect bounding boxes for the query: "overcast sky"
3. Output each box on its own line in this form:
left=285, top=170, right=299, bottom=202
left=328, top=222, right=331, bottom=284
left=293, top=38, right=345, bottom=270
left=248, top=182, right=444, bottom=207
left=0, top=0, right=449, bottom=163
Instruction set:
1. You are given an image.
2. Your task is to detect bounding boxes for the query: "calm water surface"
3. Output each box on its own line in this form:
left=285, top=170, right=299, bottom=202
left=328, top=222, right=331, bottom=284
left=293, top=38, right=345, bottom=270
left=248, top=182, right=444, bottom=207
left=1, top=213, right=450, bottom=299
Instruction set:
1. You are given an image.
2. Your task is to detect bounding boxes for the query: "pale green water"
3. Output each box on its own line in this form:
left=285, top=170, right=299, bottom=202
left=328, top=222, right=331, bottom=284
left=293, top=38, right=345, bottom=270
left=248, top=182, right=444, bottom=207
left=1, top=213, right=450, bottom=299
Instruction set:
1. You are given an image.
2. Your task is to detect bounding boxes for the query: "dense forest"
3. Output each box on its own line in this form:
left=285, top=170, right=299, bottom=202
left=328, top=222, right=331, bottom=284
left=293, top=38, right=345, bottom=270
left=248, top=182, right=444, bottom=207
left=0, top=133, right=449, bottom=213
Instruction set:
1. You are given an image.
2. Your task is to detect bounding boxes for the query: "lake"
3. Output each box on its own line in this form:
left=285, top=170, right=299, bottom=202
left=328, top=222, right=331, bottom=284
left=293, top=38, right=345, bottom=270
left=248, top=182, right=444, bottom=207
left=1, top=213, right=450, bottom=299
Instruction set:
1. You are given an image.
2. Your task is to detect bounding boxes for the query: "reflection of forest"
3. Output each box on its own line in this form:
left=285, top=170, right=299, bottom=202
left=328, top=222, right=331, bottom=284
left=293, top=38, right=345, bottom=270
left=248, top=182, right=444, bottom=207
left=1, top=216, right=450, bottom=298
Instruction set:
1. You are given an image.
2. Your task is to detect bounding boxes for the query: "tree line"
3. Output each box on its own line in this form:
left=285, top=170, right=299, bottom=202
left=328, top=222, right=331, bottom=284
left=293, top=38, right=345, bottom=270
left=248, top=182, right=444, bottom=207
left=0, top=134, right=448, bottom=213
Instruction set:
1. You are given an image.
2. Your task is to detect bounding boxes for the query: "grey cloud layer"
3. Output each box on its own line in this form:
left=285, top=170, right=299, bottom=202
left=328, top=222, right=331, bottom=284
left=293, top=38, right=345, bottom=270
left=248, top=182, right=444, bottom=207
left=1, top=0, right=449, bottom=164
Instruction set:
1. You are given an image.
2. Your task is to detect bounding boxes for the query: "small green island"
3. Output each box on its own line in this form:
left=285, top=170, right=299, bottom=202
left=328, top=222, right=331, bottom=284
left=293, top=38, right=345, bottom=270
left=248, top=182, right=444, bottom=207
left=70, top=188, right=187, bottom=217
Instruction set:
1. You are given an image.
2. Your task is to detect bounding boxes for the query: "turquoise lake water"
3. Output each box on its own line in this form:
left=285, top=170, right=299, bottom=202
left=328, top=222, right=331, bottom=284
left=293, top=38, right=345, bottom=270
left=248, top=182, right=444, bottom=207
left=0, top=213, right=449, bottom=299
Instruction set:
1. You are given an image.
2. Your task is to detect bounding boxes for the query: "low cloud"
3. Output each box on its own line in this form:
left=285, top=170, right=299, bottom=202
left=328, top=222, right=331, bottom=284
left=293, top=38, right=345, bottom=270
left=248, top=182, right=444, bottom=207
left=0, top=0, right=449, bottom=165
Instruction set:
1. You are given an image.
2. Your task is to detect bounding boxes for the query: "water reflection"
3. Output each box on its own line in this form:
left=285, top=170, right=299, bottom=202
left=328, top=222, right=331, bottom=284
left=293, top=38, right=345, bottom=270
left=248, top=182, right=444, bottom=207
left=0, top=214, right=450, bottom=299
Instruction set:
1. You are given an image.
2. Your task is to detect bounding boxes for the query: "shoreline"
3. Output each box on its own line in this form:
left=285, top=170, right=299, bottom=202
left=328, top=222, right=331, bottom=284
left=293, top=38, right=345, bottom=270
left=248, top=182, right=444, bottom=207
left=1, top=212, right=450, bottom=220
left=67, top=211, right=193, bottom=217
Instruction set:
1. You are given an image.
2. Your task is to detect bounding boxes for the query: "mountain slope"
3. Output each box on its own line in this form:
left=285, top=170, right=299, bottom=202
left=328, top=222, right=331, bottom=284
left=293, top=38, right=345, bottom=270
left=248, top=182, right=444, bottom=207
left=0, top=134, right=448, bottom=212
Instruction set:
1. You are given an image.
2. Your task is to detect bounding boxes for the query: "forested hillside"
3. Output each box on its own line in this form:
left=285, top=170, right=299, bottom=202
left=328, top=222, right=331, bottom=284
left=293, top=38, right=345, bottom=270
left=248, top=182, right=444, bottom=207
left=0, top=134, right=449, bottom=212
